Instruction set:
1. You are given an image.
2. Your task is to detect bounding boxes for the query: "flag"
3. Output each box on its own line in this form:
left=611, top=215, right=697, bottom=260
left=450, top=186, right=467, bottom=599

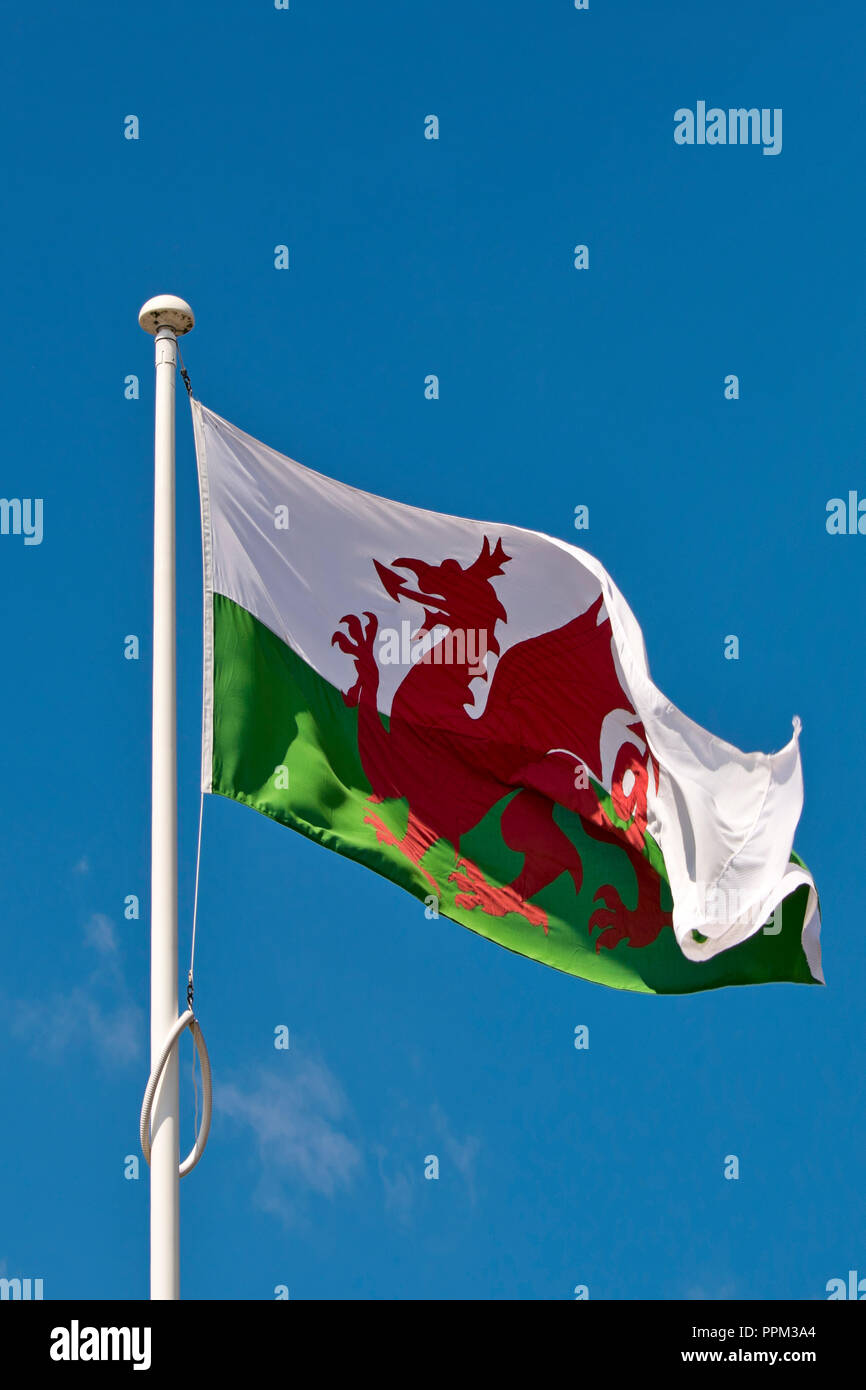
left=192, top=401, right=821, bottom=995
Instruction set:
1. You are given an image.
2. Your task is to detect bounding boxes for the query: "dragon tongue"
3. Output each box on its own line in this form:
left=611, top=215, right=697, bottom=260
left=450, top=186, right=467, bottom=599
left=373, top=558, right=408, bottom=601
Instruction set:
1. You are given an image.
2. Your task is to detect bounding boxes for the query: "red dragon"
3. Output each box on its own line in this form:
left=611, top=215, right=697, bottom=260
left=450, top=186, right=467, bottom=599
left=331, top=537, right=671, bottom=951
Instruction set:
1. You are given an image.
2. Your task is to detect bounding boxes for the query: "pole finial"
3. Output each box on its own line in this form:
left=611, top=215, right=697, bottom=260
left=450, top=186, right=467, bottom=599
left=139, top=295, right=195, bottom=336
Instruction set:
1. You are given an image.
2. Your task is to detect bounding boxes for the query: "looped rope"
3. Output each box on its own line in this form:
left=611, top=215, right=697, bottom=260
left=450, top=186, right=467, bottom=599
left=140, top=1009, right=212, bottom=1178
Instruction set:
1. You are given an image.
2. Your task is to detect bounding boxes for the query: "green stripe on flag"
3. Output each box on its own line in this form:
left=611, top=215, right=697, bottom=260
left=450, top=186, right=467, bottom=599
left=211, top=592, right=818, bottom=995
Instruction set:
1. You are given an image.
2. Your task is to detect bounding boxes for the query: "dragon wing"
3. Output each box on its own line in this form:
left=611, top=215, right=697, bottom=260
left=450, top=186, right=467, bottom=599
left=481, top=595, right=635, bottom=782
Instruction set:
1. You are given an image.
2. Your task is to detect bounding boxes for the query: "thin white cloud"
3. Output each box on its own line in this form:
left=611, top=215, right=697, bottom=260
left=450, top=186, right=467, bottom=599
left=373, top=1145, right=415, bottom=1224
left=372, top=1103, right=481, bottom=1224
left=5, top=913, right=142, bottom=1067
left=83, top=912, right=118, bottom=956
left=218, top=1061, right=362, bottom=1224
left=431, top=1103, right=481, bottom=1201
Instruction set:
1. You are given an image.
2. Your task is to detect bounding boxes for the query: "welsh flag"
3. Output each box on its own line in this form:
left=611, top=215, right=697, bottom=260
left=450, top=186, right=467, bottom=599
left=192, top=402, right=822, bottom=995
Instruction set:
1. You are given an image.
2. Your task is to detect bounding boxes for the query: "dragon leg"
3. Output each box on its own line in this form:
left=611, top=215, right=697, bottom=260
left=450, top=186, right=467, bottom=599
left=580, top=813, right=671, bottom=950
left=500, top=790, right=583, bottom=899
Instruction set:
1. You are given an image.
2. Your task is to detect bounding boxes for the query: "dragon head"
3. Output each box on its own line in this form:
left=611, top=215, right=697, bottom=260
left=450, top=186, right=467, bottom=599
left=374, top=537, right=511, bottom=650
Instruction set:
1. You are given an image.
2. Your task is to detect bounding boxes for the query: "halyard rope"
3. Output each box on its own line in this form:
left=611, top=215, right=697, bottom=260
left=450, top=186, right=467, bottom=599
left=140, top=792, right=211, bottom=1177
left=189, top=791, right=204, bottom=1002
left=177, top=342, right=193, bottom=398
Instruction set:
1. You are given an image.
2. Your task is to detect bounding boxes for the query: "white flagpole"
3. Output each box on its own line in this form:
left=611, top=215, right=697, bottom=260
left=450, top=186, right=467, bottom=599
left=138, top=294, right=195, bottom=1300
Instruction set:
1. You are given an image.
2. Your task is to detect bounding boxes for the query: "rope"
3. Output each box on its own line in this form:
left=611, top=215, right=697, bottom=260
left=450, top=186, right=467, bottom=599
left=177, top=342, right=193, bottom=398
left=187, top=792, right=205, bottom=1153
left=140, top=1009, right=212, bottom=1178
left=188, top=791, right=204, bottom=1004
left=139, top=794, right=212, bottom=1177
left=192, top=1031, right=200, bottom=1155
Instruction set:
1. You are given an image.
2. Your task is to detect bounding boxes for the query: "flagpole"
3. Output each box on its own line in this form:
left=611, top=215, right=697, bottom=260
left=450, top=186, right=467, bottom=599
left=139, top=294, right=195, bottom=1300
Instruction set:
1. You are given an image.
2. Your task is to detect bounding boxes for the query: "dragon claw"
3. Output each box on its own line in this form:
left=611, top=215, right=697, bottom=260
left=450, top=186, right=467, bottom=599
left=589, top=884, right=628, bottom=950
left=594, top=925, right=626, bottom=952
left=589, top=907, right=617, bottom=930
left=588, top=882, right=670, bottom=951
left=332, top=611, right=380, bottom=705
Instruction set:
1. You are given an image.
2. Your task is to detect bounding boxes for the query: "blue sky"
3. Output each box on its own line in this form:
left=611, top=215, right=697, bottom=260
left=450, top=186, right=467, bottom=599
left=0, top=0, right=863, bottom=1299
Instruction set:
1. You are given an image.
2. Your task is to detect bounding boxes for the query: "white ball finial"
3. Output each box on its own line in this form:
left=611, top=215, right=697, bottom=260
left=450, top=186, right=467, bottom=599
left=138, top=295, right=195, bottom=336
